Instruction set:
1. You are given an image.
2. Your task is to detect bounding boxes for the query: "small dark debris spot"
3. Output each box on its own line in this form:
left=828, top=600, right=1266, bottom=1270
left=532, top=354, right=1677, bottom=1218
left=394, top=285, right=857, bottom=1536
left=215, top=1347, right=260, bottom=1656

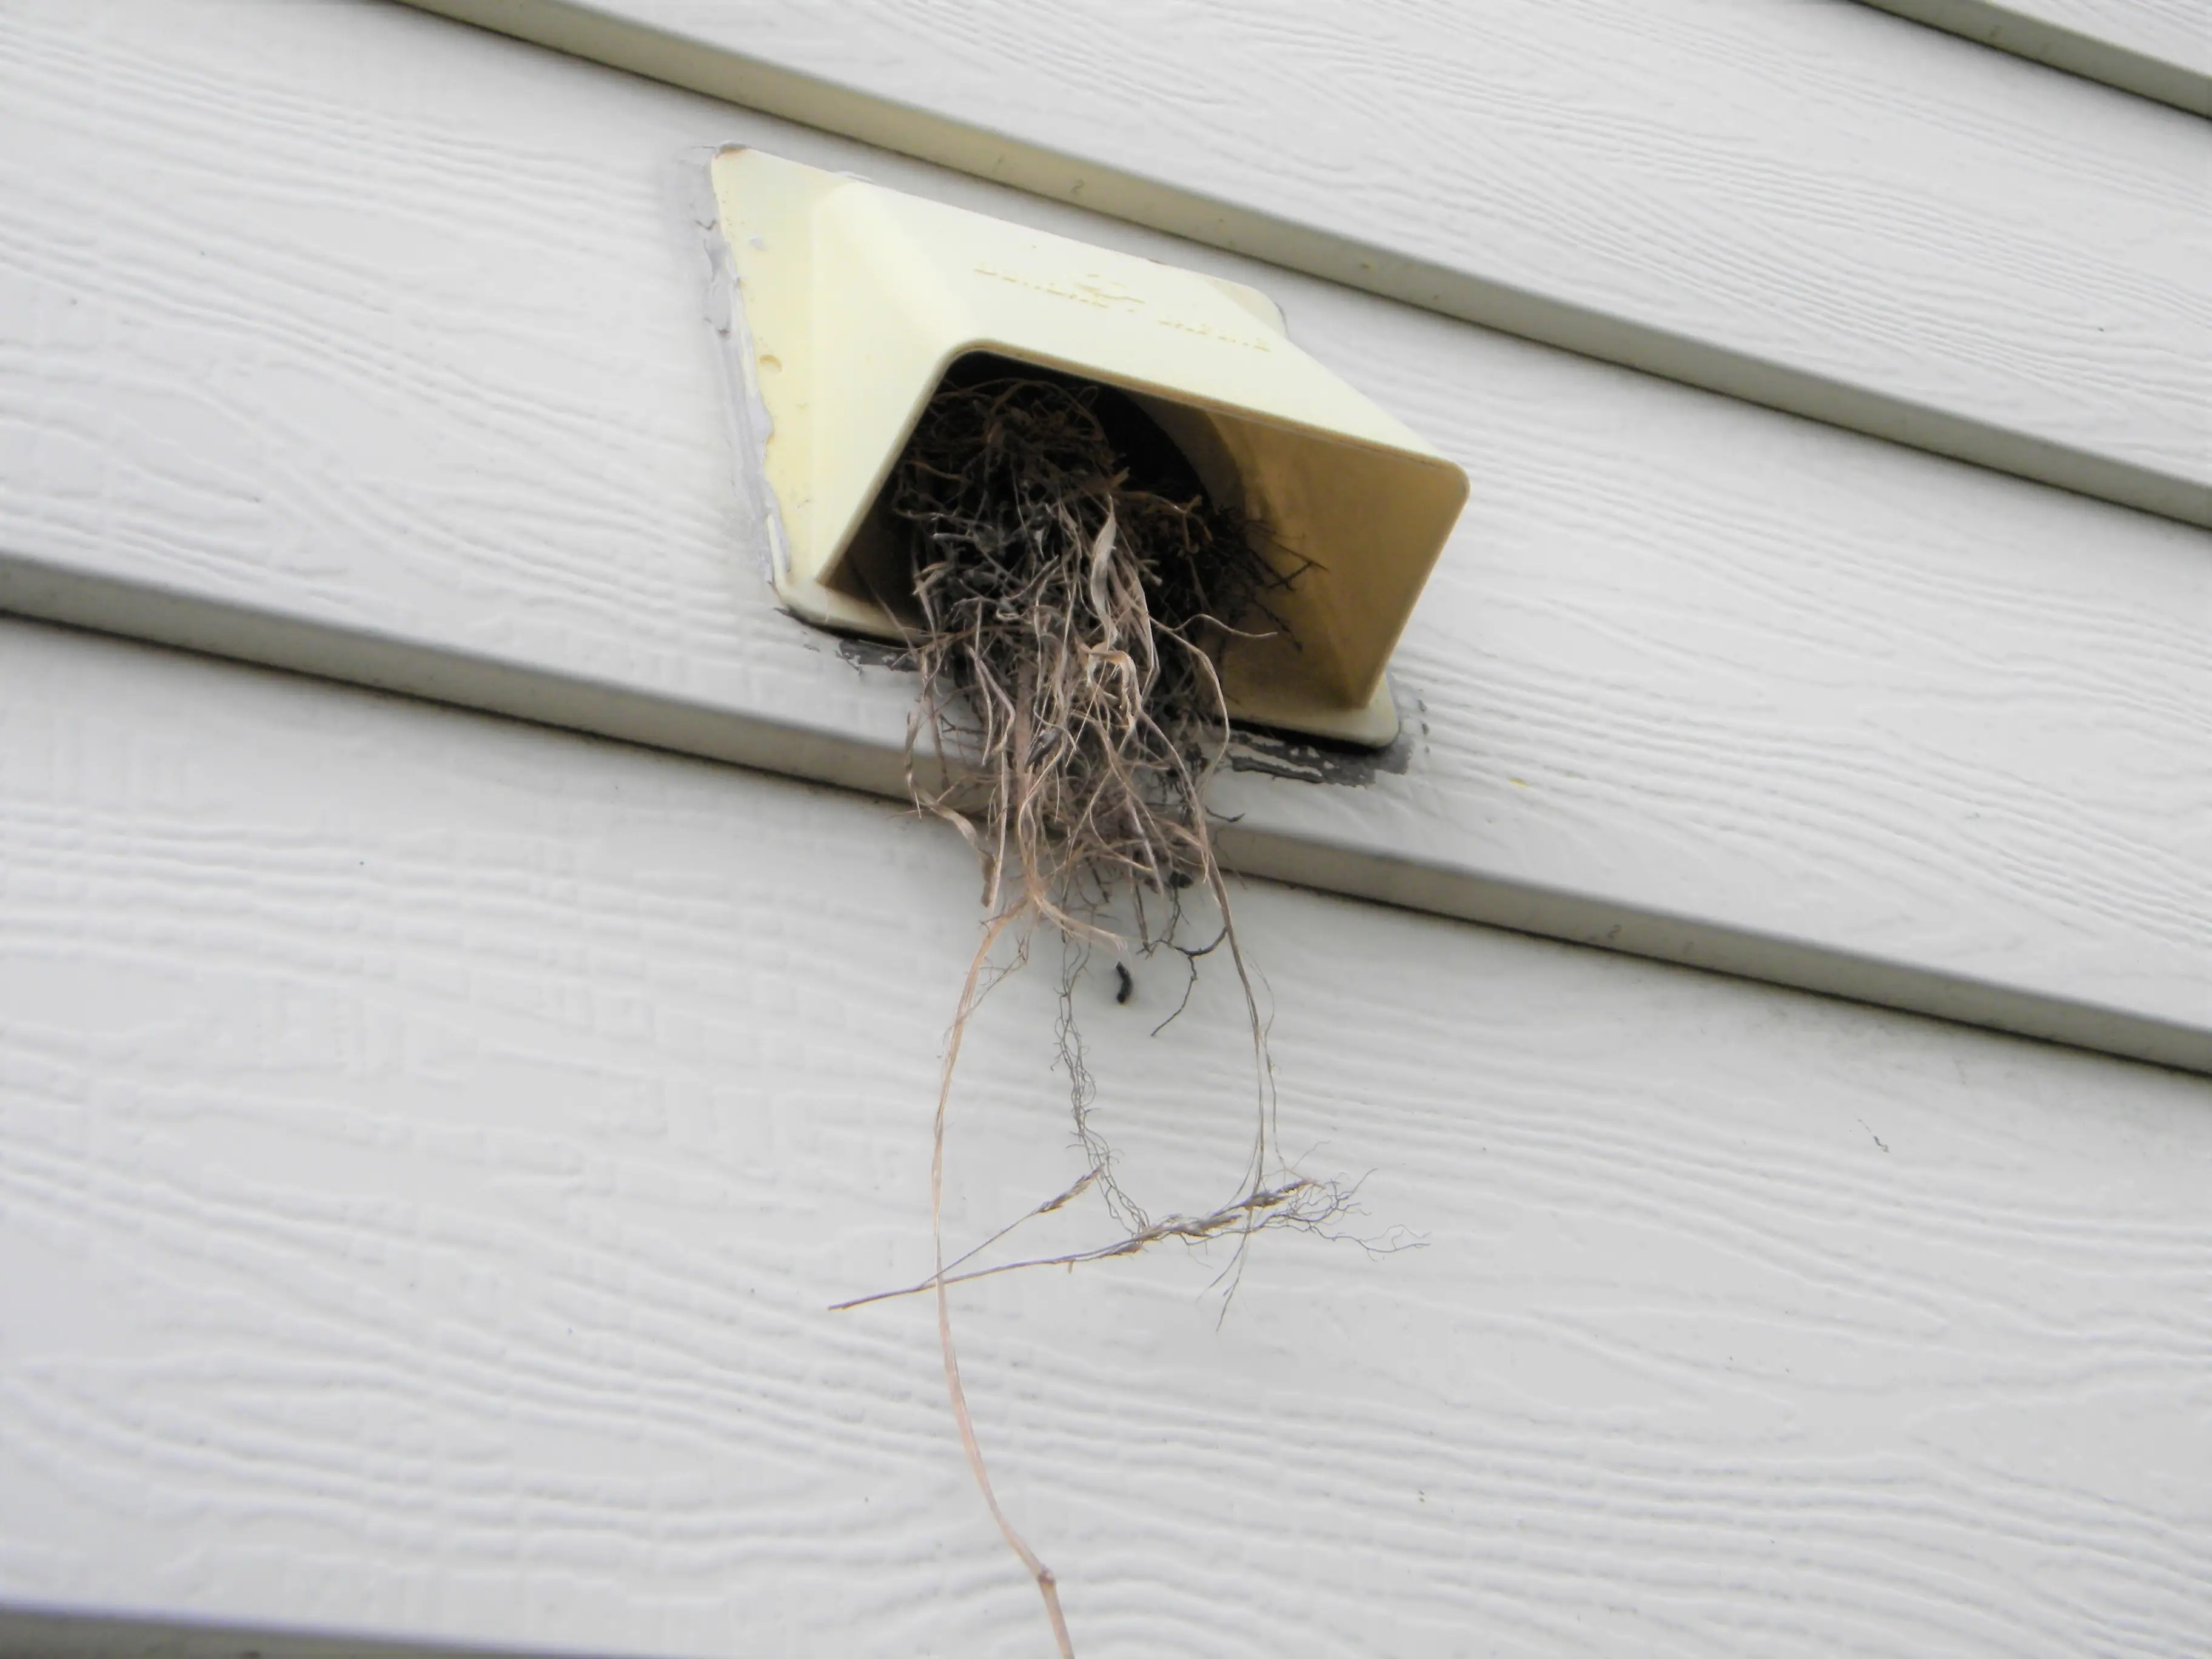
left=1113, top=963, right=1134, bottom=1005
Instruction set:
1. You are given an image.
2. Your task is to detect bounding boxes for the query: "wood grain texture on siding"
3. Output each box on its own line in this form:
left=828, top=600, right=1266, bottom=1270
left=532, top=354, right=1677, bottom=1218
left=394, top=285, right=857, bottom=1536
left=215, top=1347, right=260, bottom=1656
left=403, top=0, right=2212, bottom=527
left=1862, top=0, right=2212, bottom=112
left=2, top=0, right=2207, bottom=1071
left=3, top=615, right=2210, bottom=1657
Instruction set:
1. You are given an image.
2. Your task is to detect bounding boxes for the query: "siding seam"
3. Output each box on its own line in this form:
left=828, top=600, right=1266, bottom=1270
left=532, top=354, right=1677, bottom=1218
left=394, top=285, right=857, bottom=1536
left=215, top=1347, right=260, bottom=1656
left=1858, top=0, right=2212, bottom=116
left=6, top=561, right=2205, bottom=1078
left=400, top=0, right=2212, bottom=532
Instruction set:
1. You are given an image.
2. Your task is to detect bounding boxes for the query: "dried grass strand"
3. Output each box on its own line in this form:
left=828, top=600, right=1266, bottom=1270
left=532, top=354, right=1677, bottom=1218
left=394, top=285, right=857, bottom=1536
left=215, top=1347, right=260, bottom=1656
left=929, top=905, right=1073, bottom=1657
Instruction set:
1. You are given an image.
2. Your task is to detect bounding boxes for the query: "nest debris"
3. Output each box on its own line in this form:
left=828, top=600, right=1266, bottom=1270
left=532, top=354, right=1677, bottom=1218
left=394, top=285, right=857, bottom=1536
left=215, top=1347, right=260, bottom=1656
left=854, top=364, right=1367, bottom=1654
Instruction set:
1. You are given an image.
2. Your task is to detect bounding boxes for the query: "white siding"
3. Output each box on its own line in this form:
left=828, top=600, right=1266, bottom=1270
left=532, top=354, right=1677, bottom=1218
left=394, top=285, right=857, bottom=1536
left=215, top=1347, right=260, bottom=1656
left=412, top=0, right=2212, bottom=525
left=4, top=615, right=2208, bottom=1657
left=3, top=0, right=2205, bottom=1068
left=4, top=1, right=2208, bottom=1651
left=1863, top=0, right=2212, bottom=110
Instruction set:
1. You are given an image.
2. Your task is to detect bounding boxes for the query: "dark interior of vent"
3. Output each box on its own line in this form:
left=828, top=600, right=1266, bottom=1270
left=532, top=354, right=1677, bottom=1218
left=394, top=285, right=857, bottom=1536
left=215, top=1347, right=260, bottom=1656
left=828, top=352, right=1238, bottom=629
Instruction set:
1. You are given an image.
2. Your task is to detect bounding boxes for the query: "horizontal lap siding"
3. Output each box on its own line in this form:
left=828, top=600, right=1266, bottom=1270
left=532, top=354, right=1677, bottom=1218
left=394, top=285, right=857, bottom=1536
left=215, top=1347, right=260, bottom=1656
left=2, top=0, right=2205, bottom=1064
left=1862, top=0, right=2212, bottom=111
left=3, top=616, right=2209, bottom=1656
left=411, top=0, right=2212, bottom=525
left=2015, top=0, right=2211, bottom=61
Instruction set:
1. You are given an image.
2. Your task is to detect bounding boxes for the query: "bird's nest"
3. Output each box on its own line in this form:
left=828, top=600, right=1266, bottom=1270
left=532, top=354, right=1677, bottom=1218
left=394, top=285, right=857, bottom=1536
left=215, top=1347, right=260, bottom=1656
left=851, top=360, right=1365, bottom=1654
left=892, top=362, right=1347, bottom=1240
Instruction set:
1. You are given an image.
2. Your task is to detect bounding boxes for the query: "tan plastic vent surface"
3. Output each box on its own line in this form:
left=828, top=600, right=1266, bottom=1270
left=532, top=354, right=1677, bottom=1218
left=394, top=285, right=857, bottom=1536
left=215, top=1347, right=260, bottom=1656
left=710, top=147, right=1469, bottom=746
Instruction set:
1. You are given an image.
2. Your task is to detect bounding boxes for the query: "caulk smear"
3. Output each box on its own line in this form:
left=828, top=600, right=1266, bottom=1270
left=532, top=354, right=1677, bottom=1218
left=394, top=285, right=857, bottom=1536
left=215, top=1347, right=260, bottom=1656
left=689, top=145, right=790, bottom=586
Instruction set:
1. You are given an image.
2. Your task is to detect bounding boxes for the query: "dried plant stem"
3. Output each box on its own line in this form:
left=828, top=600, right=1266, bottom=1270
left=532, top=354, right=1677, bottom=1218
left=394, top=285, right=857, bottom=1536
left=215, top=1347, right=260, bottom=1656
left=930, top=905, right=1073, bottom=1657
left=835, top=1179, right=1339, bottom=1314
